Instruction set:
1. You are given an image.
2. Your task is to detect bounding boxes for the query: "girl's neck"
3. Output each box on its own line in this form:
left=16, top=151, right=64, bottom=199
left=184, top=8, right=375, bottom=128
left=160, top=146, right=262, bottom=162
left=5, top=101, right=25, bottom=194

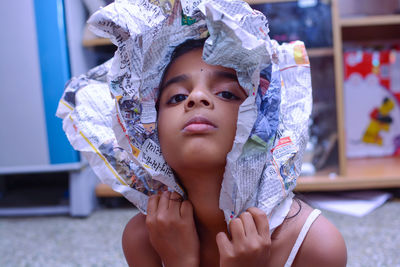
left=178, top=167, right=228, bottom=237
left=177, top=167, right=229, bottom=267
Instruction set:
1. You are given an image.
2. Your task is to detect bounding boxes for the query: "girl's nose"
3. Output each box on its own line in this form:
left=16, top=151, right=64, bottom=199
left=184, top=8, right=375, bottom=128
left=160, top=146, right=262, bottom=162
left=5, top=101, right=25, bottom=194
left=184, top=89, right=214, bottom=111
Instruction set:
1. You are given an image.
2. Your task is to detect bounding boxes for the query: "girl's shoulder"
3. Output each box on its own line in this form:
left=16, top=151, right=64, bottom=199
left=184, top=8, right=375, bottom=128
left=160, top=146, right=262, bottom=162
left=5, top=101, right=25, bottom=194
left=271, top=199, right=347, bottom=267
left=122, top=213, right=162, bottom=267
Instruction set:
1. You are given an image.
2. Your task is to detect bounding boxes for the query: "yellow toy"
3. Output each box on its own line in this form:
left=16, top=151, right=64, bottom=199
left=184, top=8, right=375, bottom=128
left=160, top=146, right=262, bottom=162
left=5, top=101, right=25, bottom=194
left=362, top=97, right=395, bottom=145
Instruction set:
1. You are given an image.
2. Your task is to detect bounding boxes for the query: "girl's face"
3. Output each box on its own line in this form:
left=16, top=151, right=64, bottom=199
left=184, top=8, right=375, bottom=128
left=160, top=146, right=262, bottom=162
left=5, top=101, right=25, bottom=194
left=157, top=48, right=247, bottom=175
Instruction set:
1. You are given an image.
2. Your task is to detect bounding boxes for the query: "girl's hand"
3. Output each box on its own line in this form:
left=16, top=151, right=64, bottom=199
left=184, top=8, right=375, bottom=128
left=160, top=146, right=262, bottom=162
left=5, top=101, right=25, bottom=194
left=216, top=207, right=271, bottom=267
left=146, top=191, right=200, bottom=267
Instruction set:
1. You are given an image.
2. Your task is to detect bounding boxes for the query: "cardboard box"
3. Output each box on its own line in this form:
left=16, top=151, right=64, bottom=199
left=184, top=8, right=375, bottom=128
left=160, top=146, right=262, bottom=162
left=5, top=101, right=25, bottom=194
left=344, top=49, right=400, bottom=158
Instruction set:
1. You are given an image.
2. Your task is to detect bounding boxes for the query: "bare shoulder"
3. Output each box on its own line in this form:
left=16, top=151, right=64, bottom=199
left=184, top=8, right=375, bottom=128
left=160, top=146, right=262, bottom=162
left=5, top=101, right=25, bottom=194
left=293, top=201, right=347, bottom=267
left=122, top=212, right=161, bottom=267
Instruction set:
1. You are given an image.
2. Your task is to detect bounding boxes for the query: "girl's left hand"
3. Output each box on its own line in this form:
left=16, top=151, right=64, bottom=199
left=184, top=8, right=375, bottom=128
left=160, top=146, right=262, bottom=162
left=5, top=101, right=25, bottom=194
left=216, top=207, right=271, bottom=267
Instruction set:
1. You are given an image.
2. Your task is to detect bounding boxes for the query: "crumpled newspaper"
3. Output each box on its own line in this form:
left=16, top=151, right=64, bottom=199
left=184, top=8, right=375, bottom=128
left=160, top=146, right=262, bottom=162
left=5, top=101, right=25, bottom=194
left=57, top=0, right=312, bottom=231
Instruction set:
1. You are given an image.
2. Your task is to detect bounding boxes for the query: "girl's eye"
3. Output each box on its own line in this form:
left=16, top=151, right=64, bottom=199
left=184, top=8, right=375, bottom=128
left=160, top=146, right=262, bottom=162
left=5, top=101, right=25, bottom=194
left=167, top=94, right=187, bottom=104
left=217, top=91, right=240, bottom=100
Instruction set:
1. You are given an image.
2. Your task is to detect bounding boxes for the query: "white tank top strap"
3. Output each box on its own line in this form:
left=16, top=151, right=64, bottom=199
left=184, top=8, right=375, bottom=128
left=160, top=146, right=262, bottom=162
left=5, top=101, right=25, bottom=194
left=284, top=209, right=322, bottom=267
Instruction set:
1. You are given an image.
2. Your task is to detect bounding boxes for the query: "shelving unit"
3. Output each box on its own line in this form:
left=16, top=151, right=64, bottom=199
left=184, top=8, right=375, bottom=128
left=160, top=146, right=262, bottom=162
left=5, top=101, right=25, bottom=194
left=82, top=0, right=400, bottom=196
left=307, top=47, right=334, bottom=58
left=340, top=14, right=400, bottom=27
left=325, top=0, right=400, bottom=191
left=298, top=157, right=400, bottom=191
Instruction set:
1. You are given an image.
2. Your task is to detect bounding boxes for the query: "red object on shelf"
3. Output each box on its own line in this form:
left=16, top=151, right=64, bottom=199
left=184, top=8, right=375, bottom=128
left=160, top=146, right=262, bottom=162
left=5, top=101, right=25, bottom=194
left=344, top=49, right=400, bottom=104
left=344, top=49, right=400, bottom=158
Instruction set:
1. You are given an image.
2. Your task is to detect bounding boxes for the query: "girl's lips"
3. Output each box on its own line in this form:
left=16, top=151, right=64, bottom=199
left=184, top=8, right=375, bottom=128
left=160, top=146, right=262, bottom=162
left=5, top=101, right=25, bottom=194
left=182, top=116, right=217, bottom=133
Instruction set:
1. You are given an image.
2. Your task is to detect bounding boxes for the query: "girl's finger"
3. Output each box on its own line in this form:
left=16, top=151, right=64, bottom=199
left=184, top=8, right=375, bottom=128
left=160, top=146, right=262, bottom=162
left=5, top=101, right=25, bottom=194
left=158, top=190, right=171, bottom=211
left=229, top=218, right=245, bottom=243
left=180, top=200, right=193, bottom=219
left=168, top=192, right=183, bottom=209
left=147, top=194, right=160, bottom=215
left=168, top=191, right=183, bottom=214
left=247, top=207, right=270, bottom=237
left=239, top=211, right=258, bottom=237
left=216, top=232, right=233, bottom=256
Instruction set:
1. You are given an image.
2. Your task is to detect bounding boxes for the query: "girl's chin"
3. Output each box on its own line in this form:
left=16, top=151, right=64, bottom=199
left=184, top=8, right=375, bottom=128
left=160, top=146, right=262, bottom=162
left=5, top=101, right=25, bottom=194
left=171, top=153, right=226, bottom=172
left=162, top=141, right=231, bottom=172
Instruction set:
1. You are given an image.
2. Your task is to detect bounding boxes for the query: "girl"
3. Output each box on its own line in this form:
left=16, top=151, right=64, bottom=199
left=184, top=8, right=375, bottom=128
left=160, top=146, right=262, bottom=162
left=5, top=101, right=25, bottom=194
left=121, top=39, right=347, bottom=267
left=57, top=1, right=347, bottom=266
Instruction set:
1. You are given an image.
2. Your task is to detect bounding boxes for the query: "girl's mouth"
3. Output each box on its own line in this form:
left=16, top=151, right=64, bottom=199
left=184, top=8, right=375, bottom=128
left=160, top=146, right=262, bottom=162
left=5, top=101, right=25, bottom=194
left=182, top=116, right=217, bottom=133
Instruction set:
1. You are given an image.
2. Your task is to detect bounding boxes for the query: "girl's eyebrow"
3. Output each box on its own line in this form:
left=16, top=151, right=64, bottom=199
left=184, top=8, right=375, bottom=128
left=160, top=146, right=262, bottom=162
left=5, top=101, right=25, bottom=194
left=160, top=74, right=189, bottom=91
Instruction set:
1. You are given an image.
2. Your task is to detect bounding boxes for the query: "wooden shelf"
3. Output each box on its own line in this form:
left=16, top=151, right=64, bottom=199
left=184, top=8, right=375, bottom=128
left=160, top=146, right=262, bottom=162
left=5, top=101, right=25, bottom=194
left=307, top=47, right=334, bottom=58
left=342, top=24, right=400, bottom=42
left=296, top=157, right=400, bottom=191
left=346, top=157, right=400, bottom=179
left=340, top=14, right=400, bottom=27
left=83, top=37, right=112, bottom=47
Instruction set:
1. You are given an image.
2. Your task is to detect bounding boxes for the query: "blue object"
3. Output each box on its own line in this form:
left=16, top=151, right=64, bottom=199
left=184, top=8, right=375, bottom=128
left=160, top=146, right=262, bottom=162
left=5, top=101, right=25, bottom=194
left=251, top=65, right=281, bottom=145
left=33, top=0, right=79, bottom=164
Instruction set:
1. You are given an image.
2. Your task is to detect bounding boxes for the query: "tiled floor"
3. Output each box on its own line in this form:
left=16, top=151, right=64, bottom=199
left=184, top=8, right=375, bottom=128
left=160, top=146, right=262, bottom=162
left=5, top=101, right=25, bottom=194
left=0, top=199, right=399, bottom=266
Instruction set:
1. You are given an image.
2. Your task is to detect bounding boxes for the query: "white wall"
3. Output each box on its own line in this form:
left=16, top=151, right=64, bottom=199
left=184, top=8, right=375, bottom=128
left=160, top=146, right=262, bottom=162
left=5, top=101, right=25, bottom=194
left=0, top=0, right=50, bottom=167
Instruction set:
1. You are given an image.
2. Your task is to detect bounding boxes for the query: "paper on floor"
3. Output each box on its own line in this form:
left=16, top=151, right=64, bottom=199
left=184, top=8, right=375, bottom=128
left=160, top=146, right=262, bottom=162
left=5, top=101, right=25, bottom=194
left=304, top=190, right=392, bottom=217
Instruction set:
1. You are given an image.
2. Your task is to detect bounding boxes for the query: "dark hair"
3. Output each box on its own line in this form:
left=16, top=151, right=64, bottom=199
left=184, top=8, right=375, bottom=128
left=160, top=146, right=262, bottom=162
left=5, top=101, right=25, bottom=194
left=285, top=196, right=302, bottom=220
left=155, top=38, right=207, bottom=112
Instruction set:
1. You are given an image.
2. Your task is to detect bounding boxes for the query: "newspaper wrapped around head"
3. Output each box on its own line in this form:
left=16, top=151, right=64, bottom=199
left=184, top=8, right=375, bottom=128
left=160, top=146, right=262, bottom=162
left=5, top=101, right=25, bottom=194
left=56, top=0, right=312, bottom=231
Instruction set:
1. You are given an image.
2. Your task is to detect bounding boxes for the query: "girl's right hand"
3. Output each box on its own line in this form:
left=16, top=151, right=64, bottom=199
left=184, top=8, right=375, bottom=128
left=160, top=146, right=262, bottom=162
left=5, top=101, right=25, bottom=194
left=146, top=191, right=200, bottom=267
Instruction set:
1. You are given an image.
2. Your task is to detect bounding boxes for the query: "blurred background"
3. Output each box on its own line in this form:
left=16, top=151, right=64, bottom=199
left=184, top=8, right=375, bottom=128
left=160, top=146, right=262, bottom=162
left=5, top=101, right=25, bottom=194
left=1, top=0, right=400, bottom=266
